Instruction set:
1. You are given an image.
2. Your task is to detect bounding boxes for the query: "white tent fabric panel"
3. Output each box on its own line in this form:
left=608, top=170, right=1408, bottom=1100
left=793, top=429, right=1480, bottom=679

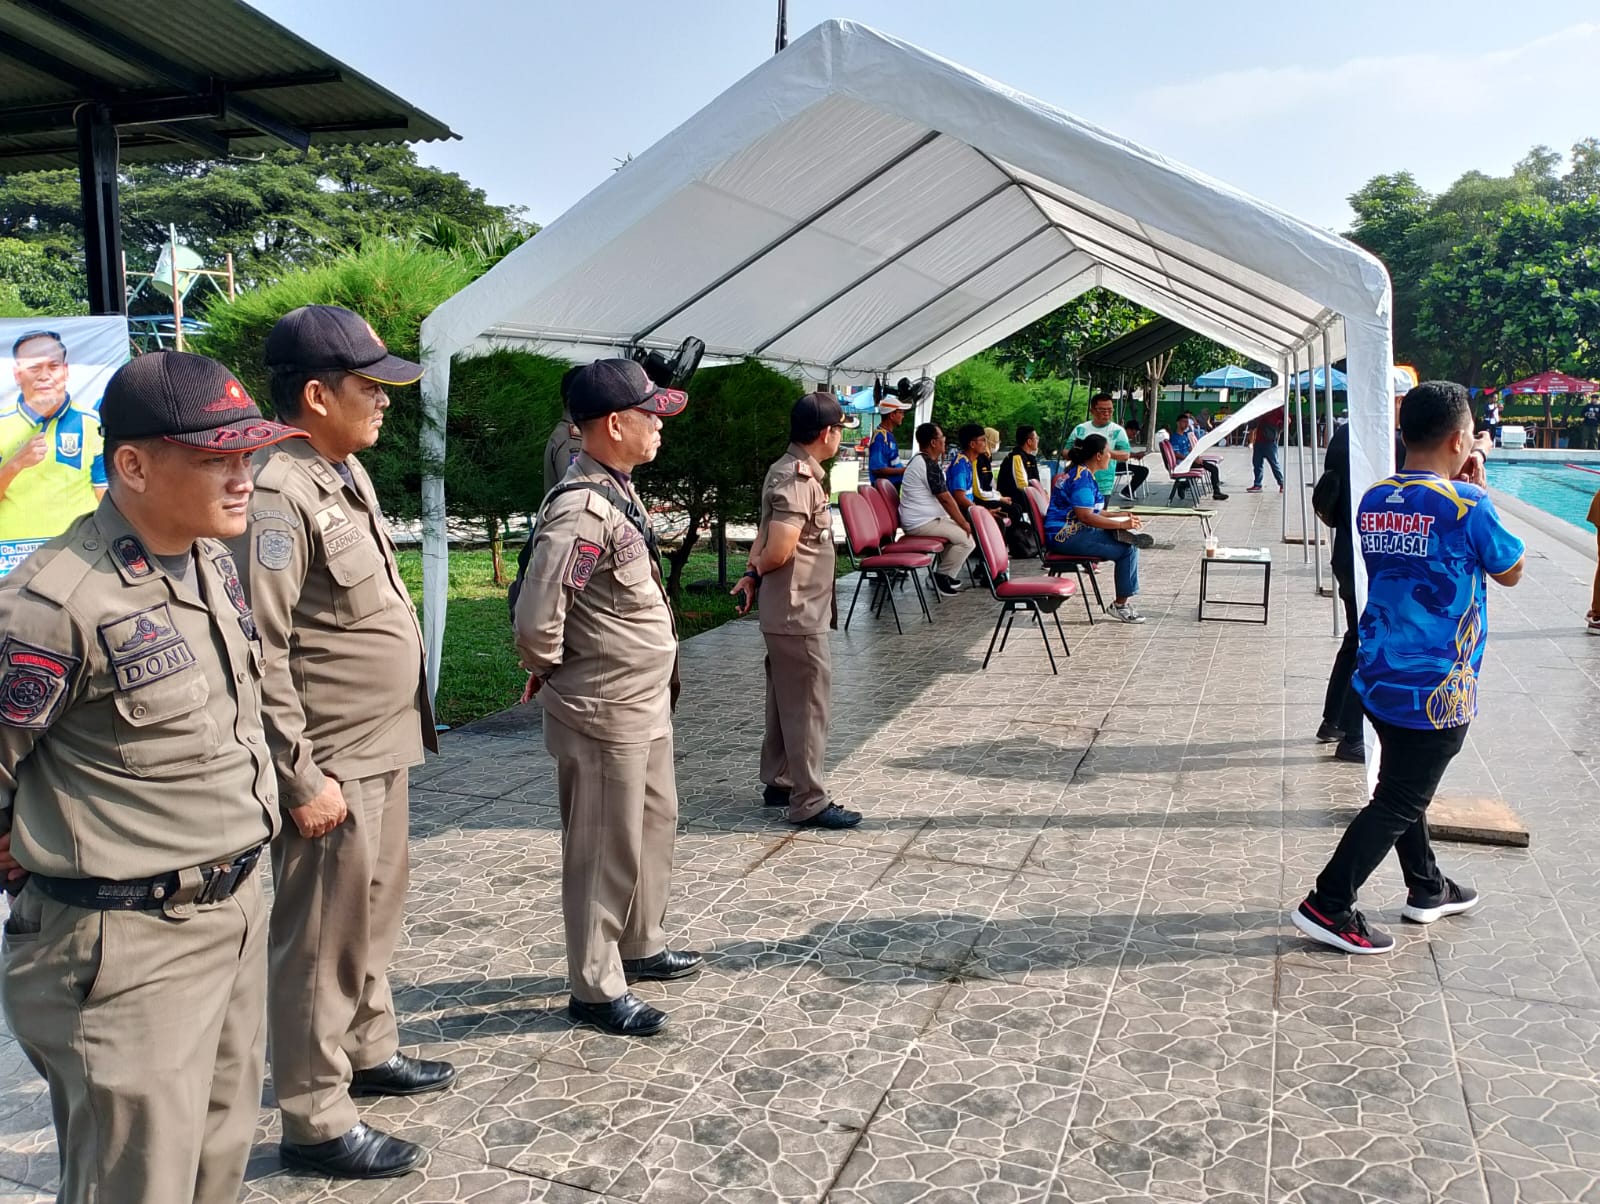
left=838, top=231, right=1079, bottom=371
left=759, top=186, right=1044, bottom=366
left=880, top=249, right=1095, bottom=375
left=417, top=18, right=1397, bottom=723
left=1097, top=269, right=1282, bottom=368
left=920, top=266, right=1102, bottom=379
left=1002, top=163, right=1331, bottom=330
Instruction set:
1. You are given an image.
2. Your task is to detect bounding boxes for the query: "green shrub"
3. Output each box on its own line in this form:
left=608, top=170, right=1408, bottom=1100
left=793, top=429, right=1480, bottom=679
left=636, top=358, right=801, bottom=595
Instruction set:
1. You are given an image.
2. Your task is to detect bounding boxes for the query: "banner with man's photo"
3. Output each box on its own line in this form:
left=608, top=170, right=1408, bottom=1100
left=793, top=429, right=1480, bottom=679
left=0, top=317, right=129, bottom=576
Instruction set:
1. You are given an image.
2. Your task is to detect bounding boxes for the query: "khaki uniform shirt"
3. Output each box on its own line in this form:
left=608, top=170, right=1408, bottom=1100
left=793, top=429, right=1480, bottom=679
left=543, top=419, right=582, bottom=498
left=757, top=445, right=835, bottom=636
left=0, top=498, right=278, bottom=879
left=237, top=439, right=435, bottom=809
left=514, top=452, right=676, bottom=742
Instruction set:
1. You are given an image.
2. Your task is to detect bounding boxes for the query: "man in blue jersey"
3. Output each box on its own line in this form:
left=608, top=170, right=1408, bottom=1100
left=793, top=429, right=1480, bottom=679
left=867, top=400, right=911, bottom=484
left=1293, top=381, right=1524, bottom=955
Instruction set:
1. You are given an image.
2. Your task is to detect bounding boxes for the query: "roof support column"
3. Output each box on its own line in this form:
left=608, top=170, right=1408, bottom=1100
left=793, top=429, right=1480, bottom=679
left=1323, top=326, right=1340, bottom=635
left=1298, top=340, right=1317, bottom=572
left=1280, top=353, right=1291, bottom=544
left=76, top=103, right=125, bottom=316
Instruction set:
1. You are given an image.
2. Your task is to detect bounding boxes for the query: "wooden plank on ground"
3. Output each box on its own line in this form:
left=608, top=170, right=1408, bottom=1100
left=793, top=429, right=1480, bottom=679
left=1430, top=795, right=1530, bottom=847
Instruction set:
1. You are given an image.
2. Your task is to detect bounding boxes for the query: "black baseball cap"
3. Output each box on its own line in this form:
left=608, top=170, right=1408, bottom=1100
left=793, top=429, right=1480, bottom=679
left=790, top=391, right=859, bottom=442
left=101, top=351, right=306, bottom=453
left=264, top=305, right=422, bottom=386
left=566, top=358, right=688, bottom=423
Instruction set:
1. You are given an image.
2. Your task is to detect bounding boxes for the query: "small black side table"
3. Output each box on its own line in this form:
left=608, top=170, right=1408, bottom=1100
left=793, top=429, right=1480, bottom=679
left=1198, top=547, right=1271, bottom=624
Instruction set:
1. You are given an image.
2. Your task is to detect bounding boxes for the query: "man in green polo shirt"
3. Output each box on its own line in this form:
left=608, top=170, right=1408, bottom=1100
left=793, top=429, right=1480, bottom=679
left=0, top=330, right=107, bottom=566
left=1067, top=392, right=1147, bottom=499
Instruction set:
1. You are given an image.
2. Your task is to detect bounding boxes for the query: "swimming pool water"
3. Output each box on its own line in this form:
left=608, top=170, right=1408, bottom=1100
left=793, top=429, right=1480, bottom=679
left=1486, top=462, right=1600, bottom=532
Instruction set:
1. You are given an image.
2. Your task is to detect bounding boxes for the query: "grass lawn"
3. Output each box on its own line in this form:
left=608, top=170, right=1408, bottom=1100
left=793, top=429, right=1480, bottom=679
left=396, top=545, right=801, bottom=729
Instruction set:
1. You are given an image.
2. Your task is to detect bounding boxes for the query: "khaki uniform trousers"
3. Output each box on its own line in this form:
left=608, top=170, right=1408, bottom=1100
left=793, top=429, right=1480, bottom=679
left=544, top=714, right=677, bottom=1003
left=2, top=872, right=267, bottom=1204
left=761, top=633, right=833, bottom=823
left=268, top=769, right=409, bottom=1144
left=906, top=515, right=975, bottom=577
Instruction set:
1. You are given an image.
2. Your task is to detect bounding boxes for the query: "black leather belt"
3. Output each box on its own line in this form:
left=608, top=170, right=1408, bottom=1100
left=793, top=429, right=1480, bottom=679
left=31, top=845, right=265, bottom=911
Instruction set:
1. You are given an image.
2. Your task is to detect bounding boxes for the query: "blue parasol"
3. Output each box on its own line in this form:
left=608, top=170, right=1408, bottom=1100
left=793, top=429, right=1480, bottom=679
left=1194, top=365, right=1272, bottom=389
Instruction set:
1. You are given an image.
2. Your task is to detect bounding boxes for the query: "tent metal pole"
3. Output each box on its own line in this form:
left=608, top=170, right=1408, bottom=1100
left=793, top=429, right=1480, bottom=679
left=828, top=225, right=1053, bottom=370
left=1306, top=340, right=1322, bottom=589
left=630, top=129, right=942, bottom=343
left=894, top=261, right=1096, bottom=378
left=1054, top=226, right=1306, bottom=343
left=1281, top=353, right=1292, bottom=543
left=867, top=247, right=1082, bottom=373
left=750, top=181, right=1012, bottom=356
left=1324, top=325, right=1339, bottom=637
left=1005, top=176, right=1326, bottom=329
left=1295, top=345, right=1311, bottom=563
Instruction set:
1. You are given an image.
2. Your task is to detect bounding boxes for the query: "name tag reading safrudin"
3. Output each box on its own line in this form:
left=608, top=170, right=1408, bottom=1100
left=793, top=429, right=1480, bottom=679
left=98, top=603, right=196, bottom=689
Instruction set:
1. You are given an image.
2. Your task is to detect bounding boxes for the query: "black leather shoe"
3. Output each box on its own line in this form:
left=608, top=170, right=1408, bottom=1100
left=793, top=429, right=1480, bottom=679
left=350, top=1051, right=458, bottom=1098
left=623, top=948, right=703, bottom=982
left=280, top=1123, right=425, bottom=1180
left=568, top=992, right=668, bottom=1036
left=795, top=803, right=863, bottom=829
left=1334, top=741, right=1366, bottom=763
left=762, top=784, right=791, bottom=808
left=1315, top=720, right=1344, bottom=744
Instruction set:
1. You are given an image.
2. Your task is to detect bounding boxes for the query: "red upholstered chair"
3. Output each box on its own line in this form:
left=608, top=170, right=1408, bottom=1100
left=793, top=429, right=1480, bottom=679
left=868, top=477, right=946, bottom=605
left=1024, top=482, right=1104, bottom=623
left=865, top=487, right=943, bottom=555
left=837, top=490, right=933, bottom=633
left=873, top=478, right=904, bottom=527
left=969, top=507, right=1075, bottom=673
left=1158, top=436, right=1209, bottom=504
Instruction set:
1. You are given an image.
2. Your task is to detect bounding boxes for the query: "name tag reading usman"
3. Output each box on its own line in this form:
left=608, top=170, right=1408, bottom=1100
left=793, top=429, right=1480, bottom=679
left=98, top=603, right=197, bottom=690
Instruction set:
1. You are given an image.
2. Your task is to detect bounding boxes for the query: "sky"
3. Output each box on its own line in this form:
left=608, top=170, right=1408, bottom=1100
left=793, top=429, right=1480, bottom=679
left=251, top=1, right=1600, bottom=233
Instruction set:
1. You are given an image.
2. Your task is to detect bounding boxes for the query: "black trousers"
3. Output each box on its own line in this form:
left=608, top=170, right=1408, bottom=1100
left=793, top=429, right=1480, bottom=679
left=1321, top=581, right=1366, bottom=740
left=1308, top=716, right=1467, bottom=921
left=1126, top=463, right=1150, bottom=493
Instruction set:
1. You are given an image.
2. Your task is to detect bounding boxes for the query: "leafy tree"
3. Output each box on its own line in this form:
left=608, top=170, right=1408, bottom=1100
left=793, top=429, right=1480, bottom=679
left=0, top=145, right=529, bottom=306
left=992, top=288, right=1152, bottom=382
left=1416, top=198, right=1600, bottom=385
left=0, top=238, right=85, bottom=314
left=635, top=359, right=799, bottom=597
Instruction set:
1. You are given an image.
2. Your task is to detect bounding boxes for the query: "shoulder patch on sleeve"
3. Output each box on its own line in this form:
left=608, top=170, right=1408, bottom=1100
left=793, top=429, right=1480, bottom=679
left=0, top=636, right=79, bottom=729
left=563, top=540, right=604, bottom=591
left=255, top=528, right=295, bottom=571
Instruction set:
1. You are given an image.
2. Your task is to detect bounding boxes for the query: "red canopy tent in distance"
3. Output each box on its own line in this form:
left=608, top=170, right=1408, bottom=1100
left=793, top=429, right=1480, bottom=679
left=1494, top=371, right=1600, bottom=447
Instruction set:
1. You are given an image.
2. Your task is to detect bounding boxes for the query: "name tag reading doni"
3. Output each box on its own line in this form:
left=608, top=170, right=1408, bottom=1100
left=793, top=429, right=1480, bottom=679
left=99, top=603, right=196, bottom=690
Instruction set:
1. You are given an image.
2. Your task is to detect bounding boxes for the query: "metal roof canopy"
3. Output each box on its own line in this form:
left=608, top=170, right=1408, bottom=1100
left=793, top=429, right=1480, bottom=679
left=415, top=19, right=1399, bottom=701
left=0, top=0, right=456, bottom=312
left=1078, top=317, right=1195, bottom=375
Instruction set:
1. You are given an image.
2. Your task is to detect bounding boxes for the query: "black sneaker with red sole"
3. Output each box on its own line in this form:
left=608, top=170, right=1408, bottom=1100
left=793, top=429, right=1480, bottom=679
left=1292, top=899, right=1395, bottom=954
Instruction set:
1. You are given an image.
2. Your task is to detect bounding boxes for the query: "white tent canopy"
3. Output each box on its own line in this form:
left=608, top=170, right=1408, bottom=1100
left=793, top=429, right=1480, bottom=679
left=418, top=18, right=1395, bottom=699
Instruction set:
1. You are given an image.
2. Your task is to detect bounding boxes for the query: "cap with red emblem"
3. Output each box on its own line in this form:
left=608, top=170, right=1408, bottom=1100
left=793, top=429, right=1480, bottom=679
left=265, top=304, right=423, bottom=386
left=566, top=358, right=688, bottom=423
left=100, top=351, right=306, bottom=453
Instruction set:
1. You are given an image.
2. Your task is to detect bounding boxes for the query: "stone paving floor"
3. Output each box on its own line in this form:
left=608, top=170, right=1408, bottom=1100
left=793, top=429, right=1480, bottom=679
left=4, top=446, right=1600, bottom=1203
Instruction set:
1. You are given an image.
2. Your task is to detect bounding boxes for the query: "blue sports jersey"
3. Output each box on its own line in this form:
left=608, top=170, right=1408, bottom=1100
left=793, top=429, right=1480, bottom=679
left=868, top=430, right=903, bottom=481
left=946, top=454, right=974, bottom=496
left=1170, top=429, right=1194, bottom=458
left=1352, top=471, right=1524, bottom=730
left=1043, top=464, right=1102, bottom=544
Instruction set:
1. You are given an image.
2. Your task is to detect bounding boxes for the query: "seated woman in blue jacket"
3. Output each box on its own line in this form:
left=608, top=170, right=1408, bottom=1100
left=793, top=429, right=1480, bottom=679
left=1044, top=434, right=1154, bottom=624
